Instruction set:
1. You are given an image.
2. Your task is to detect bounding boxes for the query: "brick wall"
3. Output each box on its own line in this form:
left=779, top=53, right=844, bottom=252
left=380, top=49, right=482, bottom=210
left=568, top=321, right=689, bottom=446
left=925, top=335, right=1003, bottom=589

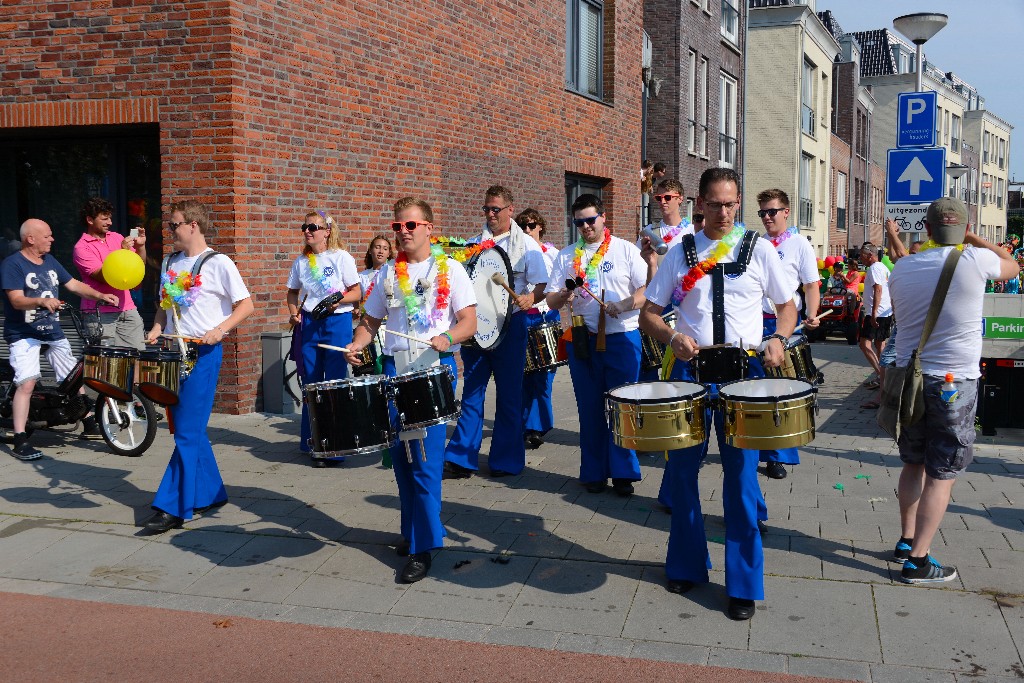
left=829, top=133, right=851, bottom=256
left=2, top=0, right=643, bottom=413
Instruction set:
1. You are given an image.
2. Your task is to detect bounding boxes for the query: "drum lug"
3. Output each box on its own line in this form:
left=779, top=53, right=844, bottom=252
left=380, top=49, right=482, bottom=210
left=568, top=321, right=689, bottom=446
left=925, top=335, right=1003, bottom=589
left=348, top=386, right=354, bottom=400
left=685, top=409, right=693, bottom=425
left=314, top=391, right=321, bottom=403
left=773, top=406, right=782, bottom=427
left=353, top=433, right=360, bottom=447
left=398, top=412, right=406, bottom=429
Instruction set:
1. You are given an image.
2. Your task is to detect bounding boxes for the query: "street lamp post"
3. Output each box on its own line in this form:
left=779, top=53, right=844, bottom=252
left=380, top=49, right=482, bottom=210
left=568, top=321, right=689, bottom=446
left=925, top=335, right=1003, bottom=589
left=892, top=13, right=948, bottom=92
left=948, top=162, right=970, bottom=227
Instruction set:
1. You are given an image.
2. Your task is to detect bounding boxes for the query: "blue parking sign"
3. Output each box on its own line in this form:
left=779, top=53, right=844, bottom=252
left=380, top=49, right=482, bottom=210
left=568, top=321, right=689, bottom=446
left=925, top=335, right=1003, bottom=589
left=897, top=92, right=937, bottom=148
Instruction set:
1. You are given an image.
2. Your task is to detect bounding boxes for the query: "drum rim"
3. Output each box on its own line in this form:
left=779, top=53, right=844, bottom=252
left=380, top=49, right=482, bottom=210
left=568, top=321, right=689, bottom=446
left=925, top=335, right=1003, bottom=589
left=390, top=365, right=449, bottom=383
left=469, top=243, right=515, bottom=350
left=718, top=377, right=816, bottom=401
left=139, top=349, right=183, bottom=361
left=605, top=379, right=707, bottom=404
left=305, top=375, right=388, bottom=390
left=311, top=443, right=390, bottom=457
left=84, top=345, right=140, bottom=358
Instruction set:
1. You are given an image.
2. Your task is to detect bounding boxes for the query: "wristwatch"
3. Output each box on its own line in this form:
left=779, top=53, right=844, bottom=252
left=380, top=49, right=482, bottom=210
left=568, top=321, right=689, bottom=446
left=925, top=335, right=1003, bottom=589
left=768, top=333, right=787, bottom=345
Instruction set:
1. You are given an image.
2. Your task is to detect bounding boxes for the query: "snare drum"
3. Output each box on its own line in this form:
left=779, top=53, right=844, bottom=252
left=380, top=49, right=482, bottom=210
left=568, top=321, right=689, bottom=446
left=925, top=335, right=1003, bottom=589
left=760, top=335, right=821, bottom=384
left=606, top=381, right=708, bottom=452
left=639, top=312, right=677, bottom=373
left=718, top=378, right=816, bottom=450
left=390, top=365, right=460, bottom=430
left=137, top=348, right=183, bottom=406
left=525, top=321, right=567, bottom=373
left=352, top=343, right=379, bottom=377
left=83, top=345, right=139, bottom=400
left=692, top=346, right=749, bottom=385
left=305, top=375, right=391, bottom=457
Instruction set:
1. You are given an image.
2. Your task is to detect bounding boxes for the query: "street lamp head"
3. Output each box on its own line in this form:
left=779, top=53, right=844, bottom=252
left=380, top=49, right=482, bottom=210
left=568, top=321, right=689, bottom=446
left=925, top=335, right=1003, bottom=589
left=893, top=13, right=948, bottom=45
left=946, top=163, right=968, bottom=181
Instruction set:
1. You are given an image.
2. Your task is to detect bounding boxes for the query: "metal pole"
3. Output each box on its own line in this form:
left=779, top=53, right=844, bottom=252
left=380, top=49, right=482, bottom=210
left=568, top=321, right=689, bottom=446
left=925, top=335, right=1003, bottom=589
left=915, top=43, right=923, bottom=92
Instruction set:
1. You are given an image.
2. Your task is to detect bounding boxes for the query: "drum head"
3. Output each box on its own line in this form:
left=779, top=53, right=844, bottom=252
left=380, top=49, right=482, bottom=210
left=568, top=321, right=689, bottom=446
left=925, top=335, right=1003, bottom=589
left=306, top=376, right=385, bottom=392
left=607, top=380, right=706, bottom=404
left=467, top=244, right=514, bottom=350
left=85, top=345, right=139, bottom=358
left=719, top=378, right=814, bottom=401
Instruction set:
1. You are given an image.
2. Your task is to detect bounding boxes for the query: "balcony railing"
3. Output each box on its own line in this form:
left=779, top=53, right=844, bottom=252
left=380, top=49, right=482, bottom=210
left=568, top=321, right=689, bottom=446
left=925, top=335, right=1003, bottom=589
left=836, top=206, right=847, bottom=231
left=719, top=133, right=737, bottom=168
left=799, top=198, right=813, bottom=227
left=801, top=104, right=815, bottom=136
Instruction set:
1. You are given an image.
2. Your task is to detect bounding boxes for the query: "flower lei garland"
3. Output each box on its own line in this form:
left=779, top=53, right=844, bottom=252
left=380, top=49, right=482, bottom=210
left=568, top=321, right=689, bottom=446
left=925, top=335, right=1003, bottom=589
left=160, top=270, right=202, bottom=310
left=918, top=240, right=965, bottom=252
left=395, top=244, right=449, bottom=328
left=541, top=242, right=556, bottom=253
left=306, top=252, right=341, bottom=295
left=670, top=223, right=747, bottom=306
left=660, top=221, right=689, bottom=245
left=767, top=226, right=798, bottom=248
left=572, top=228, right=612, bottom=298
left=431, top=236, right=495, bottom=263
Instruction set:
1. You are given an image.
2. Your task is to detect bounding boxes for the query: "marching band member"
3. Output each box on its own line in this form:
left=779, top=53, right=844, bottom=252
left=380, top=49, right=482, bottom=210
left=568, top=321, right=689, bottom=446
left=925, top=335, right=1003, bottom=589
left=545, top=194, right=646, bottom=496
left=640, top=168, right=795, bottom=621
left=443, top=186, right=547, bottom=479
left=518, top=208, right=559, bottom=450
left=142, top=199, right=254, bottom=533
left=756, top=189, right=821, bottom=481
left=346, top=197, right=477, bottom=583
left=285, top=210, right=361, bottom=466
left=359, top=234, right=393, bottom=297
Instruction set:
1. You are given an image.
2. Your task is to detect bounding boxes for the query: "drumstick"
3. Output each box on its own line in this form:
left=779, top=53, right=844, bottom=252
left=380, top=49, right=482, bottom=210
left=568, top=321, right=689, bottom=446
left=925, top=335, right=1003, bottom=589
left=317, top=343, right=352, bottom=353
left=564, top=277, right=609, bottom=311
left=792, top=310, right=833, bottom=334
left=697, top=343, right=735, bottom=350
left=385, top=329, right=435, bottom=346
left=489, top=273, right=526, bottom=309
left=161, top=334, right=203, bottom=343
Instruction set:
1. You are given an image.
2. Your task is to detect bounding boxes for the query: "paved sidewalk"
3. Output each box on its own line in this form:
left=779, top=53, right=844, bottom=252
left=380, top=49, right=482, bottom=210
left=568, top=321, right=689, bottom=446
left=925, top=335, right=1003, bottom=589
left=1, top=342, right=1022, bottom=682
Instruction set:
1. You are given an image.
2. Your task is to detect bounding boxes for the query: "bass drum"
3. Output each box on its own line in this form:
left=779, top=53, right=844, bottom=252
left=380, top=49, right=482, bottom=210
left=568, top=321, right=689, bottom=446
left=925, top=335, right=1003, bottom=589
left=464, top=244, right=514, bottom=350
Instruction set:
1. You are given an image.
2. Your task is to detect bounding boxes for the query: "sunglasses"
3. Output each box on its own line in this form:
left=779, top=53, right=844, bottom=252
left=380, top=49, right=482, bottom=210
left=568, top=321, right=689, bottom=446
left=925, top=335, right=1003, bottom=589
left=572, top=214, right=602, bottom=228
left=482, top=205, right=510, bottom=215
left=168, top=221, right=191, bottom=230
left=391, top=220, right=430, bottom=232
left=300, top=223, right=327, bottom=233
left=523, top=222, right=541, bottom=230
left=653, top=194, right=680, bottom=202
left=756, top=208, right=787, bottom=219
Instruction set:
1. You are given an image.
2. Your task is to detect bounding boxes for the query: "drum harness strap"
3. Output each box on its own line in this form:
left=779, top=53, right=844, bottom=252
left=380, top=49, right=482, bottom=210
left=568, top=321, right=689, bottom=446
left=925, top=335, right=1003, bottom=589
left=681, top=231, right=758, bottom=345
left=160, top=250, right=222, bottom=370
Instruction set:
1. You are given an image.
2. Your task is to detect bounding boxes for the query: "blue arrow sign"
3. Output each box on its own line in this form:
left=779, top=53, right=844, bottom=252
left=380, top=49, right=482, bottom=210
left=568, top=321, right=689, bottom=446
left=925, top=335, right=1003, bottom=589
left=897, top=92, right=937, bottom=148
left=886, top=147, right=946, bottom=204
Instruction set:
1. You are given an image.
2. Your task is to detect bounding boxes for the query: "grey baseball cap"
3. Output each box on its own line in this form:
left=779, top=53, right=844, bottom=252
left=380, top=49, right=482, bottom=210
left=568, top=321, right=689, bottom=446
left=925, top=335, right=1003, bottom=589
left=925, top=197, right=968, bottom=245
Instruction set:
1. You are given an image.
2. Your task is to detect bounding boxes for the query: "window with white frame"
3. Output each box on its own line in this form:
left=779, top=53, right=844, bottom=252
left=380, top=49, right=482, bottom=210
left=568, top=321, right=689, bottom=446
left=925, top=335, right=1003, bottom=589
left=801, top=60, right=815, bottom=136
left=687, top=50, right=697, bottom=154
left=951, top=114, right=961, bottom=152
left=719, top=73, right=737, bottom=167
left=720, top=0, right=739, bottom=45
left=998, top=178, right=1004, bottom=208
left=699, top=56, right=709, bottom=156
left=836, top=171, right=847, bottom=231
left=566, top=0, right=604, bottom=100
left=998, top=138, right=1006, bottom=169
left=799, top=154, right=813, bottom=227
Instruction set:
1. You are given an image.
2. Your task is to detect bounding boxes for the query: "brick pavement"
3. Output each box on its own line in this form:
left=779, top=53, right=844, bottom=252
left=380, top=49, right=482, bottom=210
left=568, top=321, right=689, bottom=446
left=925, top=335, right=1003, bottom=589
left=1, top=341, right=1022, bottom=682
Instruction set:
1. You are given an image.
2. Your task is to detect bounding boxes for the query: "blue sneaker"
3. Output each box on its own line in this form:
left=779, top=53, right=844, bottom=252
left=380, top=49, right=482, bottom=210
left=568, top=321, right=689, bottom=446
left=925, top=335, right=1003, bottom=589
left=900, top=555, right=957, bottom=584
left=893, top=539, right=912, bottom=564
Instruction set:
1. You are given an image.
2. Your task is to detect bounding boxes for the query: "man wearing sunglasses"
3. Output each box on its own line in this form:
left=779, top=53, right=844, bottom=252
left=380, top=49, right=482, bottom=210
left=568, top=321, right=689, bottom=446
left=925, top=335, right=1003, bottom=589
left=443, top=186, right=547, bottom=480
left=640, top=168, right=796, bottom=621
left=755, top=189, right=822, bottom=482
left=545, top=194, right=647, bottom=497
left=346, top=197, right=477, bottom=583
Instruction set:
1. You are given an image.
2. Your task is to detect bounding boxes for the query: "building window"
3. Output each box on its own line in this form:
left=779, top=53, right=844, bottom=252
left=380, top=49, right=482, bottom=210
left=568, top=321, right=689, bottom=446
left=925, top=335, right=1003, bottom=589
left=566, top=0, right=604, bottom=100
left=982, top=174, right=989, bottom=205
left=699, top=56, right=709, bottom=157
left=799, top=154, right=813, bottom=227
left=719, top=73, right=737, bottom=168
left=801, top=60, right=815, bottom=137
left=998, top=138, right=1006, bottom=169
left=951, top=114, right=961, bottom=153
left=720, top=0, right=740, bottom=45
left=819, top=159, right=827, bottom=212
left=687, top=50, right=697, bottom=154
left=997, top=178, right=1004, bottom=208
left=836, top=172, right=847, bottom=231
left=983, top=132, right=990, bottom=165
left=702, top=0, right=712, bottom=14
left=565, top=174, right=607, bottom=243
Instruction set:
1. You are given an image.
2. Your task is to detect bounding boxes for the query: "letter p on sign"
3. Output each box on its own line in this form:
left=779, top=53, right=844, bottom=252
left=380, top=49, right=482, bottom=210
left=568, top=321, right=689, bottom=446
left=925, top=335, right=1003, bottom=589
left=905, top=98, right=926, bottom=124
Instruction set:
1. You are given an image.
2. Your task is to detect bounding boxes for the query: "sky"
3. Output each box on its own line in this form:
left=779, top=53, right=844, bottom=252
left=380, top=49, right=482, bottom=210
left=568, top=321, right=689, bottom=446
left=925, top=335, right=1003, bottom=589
left=818, top=0, right=1024, bottom=183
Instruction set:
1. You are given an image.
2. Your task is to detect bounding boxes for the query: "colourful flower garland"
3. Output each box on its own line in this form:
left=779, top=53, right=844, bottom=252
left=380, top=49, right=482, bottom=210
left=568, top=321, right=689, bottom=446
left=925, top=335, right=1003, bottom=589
left=431, top=236, right=496, bottom=263
left=542, top=242, right=556, bottom=253
left=767, top=226, right=797, bottom=247
left=660, top=221, right=689, bottom=245
left=670, top=224, right=747, bottom=306
left=160, top=270, right=202, bottom=310
left=572, top=228, right=612, bottom=298
left=918, top=240, right=965, bottom=252
left=306, top=252, right=341, bottom=295
left=395, top=244, right=449, bottom=328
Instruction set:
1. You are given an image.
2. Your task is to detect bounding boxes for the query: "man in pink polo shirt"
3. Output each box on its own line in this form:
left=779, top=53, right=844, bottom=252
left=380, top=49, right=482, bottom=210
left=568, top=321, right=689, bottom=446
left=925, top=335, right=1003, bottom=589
left=72, top=197, right=147, bottom=349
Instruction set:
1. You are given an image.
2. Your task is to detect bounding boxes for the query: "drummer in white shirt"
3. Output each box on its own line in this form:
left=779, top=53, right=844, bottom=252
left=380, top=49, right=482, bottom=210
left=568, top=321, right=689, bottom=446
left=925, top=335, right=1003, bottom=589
left=546, top=194, right=647, bottom=497
left=640, top=168, right=795, bottom=621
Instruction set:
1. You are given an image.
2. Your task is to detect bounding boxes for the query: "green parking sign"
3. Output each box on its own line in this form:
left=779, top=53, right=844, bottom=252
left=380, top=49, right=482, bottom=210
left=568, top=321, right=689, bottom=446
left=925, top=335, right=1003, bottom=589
left=983, top=317, right=1024, bottom=339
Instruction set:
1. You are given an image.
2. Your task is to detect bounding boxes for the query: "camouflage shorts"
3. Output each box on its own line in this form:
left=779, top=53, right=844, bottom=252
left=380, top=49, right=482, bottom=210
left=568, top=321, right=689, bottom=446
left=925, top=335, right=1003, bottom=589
left=898, top=376, right=978, bottom=480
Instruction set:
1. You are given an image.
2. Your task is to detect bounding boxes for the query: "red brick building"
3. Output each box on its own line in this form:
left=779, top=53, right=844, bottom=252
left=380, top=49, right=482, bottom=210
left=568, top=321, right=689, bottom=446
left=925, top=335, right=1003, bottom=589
left=0, top=1, right=644, bottom=413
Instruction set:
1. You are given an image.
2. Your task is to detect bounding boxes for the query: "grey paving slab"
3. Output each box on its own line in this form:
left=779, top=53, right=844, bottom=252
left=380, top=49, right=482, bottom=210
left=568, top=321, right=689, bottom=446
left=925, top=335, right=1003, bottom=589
left=786, top=656, right=872, bottom=682
left=481, top=625, right=560, bottom=649
left=629, top=640, right=711, bottom=666
left=285, top=542, right=409, bottom=614
left=707, top=648, right=788, bottom=674
left=554, top=632, right=635, bottom=657
left=1, top=526, right=148, bottom=584
left=869, top=663, right=957, bottom=682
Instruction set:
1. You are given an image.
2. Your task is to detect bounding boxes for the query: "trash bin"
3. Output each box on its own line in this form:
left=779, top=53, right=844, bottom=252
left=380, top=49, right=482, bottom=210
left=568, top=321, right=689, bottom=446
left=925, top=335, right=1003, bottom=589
left=261, top=330, right=300, bottom=414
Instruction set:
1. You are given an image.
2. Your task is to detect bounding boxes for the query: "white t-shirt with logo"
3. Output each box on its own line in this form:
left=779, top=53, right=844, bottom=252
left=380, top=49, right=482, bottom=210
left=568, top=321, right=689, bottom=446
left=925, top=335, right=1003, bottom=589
left=646, top=232, right=793, bottom=349
left=164, top=249, right=250, bottom=339
left=363, top=256, right=476, bottom=354
left=889, top=246, right=1002, bottom=379
left=287, top=249, right=360, bottom=315
left=635, top=219, right=693, bottom=253
left=761, top=231, right=820, bottom=314
left=862, top=261, right=893, bottom=317
left=545, top=236, right=646, bottom=334
left=483, top=229, right=549, bottom=295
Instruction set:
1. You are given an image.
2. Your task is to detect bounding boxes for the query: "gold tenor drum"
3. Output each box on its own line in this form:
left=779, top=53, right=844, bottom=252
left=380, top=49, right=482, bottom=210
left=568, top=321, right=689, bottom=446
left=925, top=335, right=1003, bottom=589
left=760, top=335, right=822, bottom=384
left=525, top=321, right=567, bottom=373
left=83, top=345, right=138, bottom=401
left=718, top=378, right=817, bottom=450
left=137, top=348, right=183, bottom=406
left=606, top=381, right=707, bottom=452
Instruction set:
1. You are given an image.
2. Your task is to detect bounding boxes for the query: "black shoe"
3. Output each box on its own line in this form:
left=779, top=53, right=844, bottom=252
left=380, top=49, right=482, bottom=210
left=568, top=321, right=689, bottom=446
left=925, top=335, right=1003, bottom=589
left=758, top=520, right=768, bottom=534
left=892, top=538, right=913, bottom=564
left=313, top=459, right=328, bottom=468
left=11, top=433, right=43, bottom=461
left=396, top=541, right=410, bottom=557
left=79, top=416, right=102, bottom=440
left=727, top=597, right=756, bottom=620
left=194, top=499, right=228, bottom=515
left=612, top=479, right=634, bottom=497
left=144, top=511, right=184, bottom=533
left=765, top=462, right=788, bottom=480
left=401, top=552, right=431, bottom=583
left=442, top=462, right=473, bottom=480
left=525, top=431, right=544, bottom=449
left=666, top=579, right=695, bottom=594
left=584, top=480, right=607, bottom=494
left=490, top=469, right=513, bottom=478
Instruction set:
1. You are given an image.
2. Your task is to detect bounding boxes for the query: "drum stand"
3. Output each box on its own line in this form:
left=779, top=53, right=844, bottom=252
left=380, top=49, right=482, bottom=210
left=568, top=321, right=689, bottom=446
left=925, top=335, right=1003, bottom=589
left=398, top=428, right=428, bottom=463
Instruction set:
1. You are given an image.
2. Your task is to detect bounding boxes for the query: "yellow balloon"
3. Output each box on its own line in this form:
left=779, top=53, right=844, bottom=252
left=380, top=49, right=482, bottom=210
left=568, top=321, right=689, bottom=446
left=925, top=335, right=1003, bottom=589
left=858, top=282, right=865, bottom=294
left=816, top=259, right=825, bottom=270
left=101, top=250, right=145, bottom=290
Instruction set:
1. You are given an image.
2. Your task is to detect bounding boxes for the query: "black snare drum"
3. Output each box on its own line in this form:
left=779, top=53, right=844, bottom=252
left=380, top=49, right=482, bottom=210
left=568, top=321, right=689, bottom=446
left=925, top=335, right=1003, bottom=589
left=692, top=347, right=749, bottom=385
left=305, top=376, right=391, bottom=457
left=390, top=365, right=460, bottom=430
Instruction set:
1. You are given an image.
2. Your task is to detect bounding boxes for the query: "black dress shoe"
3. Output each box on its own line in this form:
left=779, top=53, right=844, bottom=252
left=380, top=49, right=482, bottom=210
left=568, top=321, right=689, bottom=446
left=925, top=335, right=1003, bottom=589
left=758, top=520, right=768, bottom=534
left=395, top=541, right=410, bottom=557
left=442, top=462, right=473, bottom=480
left=666, top=579, right=695, bottom=594
left=584, top=480, right=607, bottom=494
left=765, top=462, right=788, bottom=480
left=144, top=511, right=184, bottom=533
left=194, top=499, right=228, bottom=515
left=612, top=479, right=634, bottom=497
left=727, top=597, right=756, bottom=620
left=525, top=431, right=543, bottom=449
left=490, top=469, right=513, bottom=478
left=400, top=552, right=431, bottom=583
